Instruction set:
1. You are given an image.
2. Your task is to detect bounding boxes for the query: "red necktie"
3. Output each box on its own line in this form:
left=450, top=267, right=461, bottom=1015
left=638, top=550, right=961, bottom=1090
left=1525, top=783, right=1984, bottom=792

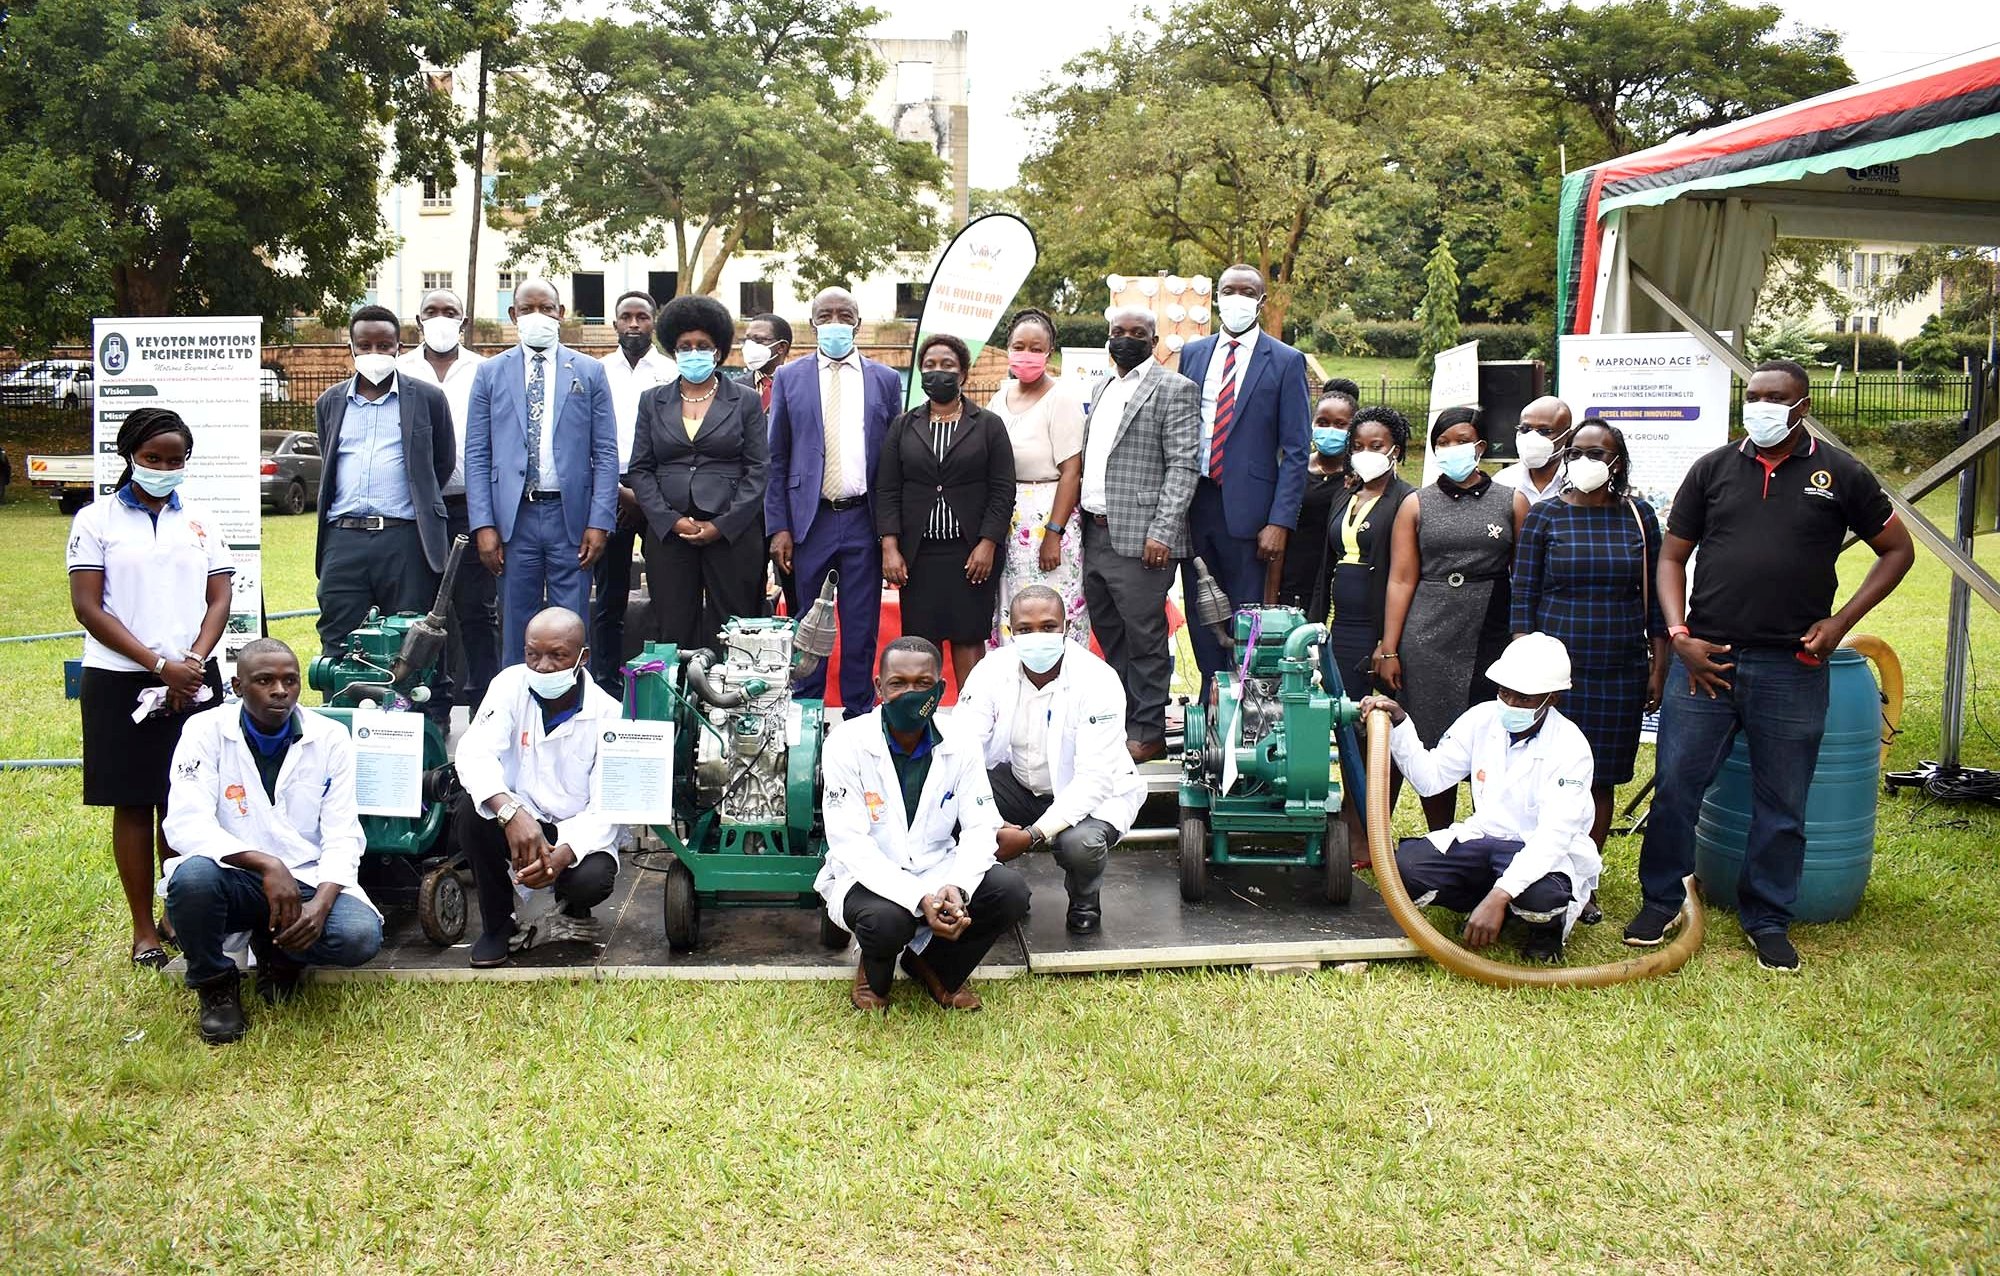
left=1209, top=340, right=1239, bottom=482
left=759, top=376, right=772, bottom=412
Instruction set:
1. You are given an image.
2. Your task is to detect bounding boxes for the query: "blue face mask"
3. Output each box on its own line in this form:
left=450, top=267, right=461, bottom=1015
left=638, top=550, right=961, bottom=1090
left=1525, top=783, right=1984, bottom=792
left=1313, top=427, right=1350, bottom=456
left=1435, top=442, right=1480, bottom=483
left=131, top=465, right=185, bottom=498
left=816, top=323, right=856, bottom=360
left=1497, top=696, right=1547, bottom=734
left=675, top=350, right=716, bottom=384
left=1014, top=631, right=1065, bottom=674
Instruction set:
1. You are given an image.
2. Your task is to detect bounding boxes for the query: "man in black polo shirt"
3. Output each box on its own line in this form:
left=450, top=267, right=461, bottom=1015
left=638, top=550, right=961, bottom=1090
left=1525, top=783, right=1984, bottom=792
left=1624, top=360, right=1913, bottom=971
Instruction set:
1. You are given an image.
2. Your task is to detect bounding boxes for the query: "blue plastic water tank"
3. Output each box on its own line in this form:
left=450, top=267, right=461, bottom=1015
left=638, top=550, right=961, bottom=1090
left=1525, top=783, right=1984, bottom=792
left=1693, top=647, right=1882, bottom=923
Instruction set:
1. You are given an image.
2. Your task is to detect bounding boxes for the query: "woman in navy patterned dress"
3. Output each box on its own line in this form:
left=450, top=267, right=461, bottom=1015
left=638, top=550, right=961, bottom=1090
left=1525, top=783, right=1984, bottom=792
left=1509, top=419, right=1668, bottom=847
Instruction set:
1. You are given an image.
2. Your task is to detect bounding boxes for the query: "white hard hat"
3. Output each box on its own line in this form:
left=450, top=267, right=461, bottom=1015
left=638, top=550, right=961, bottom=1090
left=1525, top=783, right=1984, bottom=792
left=1485, top=633, right=1572, bottom=695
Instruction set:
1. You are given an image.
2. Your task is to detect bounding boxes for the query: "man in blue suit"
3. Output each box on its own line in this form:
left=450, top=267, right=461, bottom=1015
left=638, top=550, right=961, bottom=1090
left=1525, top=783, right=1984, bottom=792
left=1175, top=264, right=1312, bottom=683
left=765, top=286, right=901, bottom=714
left=463, top=277, right=621, bottom=668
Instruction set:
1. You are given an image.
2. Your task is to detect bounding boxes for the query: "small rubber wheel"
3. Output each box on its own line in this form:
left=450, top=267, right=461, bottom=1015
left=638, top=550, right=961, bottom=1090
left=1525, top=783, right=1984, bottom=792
left=1179, top=807, right=1210, bottom=903
left=1322, top=815, right=1353, bottom=905
left=819, top=906, right=851, bottom=949
left=663, top=859, right=701, bottom=951
left=417, top=864, right=467, bottom=945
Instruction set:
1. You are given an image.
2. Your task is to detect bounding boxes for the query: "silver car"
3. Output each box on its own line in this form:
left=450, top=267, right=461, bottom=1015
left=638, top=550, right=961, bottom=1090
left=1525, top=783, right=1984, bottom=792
left=0, top=359, right=94, bottom=407
left=260, top=430, right=323, bottom=515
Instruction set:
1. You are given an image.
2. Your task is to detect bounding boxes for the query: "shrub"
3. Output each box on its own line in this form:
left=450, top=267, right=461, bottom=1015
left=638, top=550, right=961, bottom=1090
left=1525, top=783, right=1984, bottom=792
left=1810, top=330, right=1900, bottom=370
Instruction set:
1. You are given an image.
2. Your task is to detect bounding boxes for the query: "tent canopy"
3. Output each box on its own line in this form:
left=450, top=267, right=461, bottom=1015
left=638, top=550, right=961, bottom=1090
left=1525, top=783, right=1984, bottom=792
left=1558, top=46, right=2000, bottom=337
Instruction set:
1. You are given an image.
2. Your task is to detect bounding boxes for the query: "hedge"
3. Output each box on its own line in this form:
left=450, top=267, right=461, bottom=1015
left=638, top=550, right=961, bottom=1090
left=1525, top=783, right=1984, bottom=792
left=1316, top=319, right=1542, bottom=361
left=1810, top=331, right=1901, bottom=370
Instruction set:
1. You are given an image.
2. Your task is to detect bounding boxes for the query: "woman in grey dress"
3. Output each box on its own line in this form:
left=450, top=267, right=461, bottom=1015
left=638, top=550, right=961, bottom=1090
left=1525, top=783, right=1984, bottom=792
left=1376, top=406, right=1531, bottom=830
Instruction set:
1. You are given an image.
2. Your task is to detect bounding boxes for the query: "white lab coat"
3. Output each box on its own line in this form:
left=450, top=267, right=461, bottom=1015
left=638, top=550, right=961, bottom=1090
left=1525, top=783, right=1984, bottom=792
left=160, top=707, right=375, bottom=915
left=815, top=709, right=1002, bottom=941
left=1388, top=701, right=1602, bottom=932
left=954, top=640, right=1145, bottom=837
left=453, top=665, right=624, bottom=865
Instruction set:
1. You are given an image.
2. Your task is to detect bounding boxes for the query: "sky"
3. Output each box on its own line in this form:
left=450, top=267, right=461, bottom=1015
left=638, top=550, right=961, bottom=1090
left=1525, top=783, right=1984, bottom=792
left=864, top=0, right=2000, bottom=191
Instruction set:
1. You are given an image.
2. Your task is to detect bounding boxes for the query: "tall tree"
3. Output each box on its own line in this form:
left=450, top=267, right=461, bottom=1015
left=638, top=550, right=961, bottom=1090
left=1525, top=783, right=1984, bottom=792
left=0, top=0, right=480, bottom=349
left=1415, top=237, right=1462, bottom=376
left=493, top=0, right=947, bottom=298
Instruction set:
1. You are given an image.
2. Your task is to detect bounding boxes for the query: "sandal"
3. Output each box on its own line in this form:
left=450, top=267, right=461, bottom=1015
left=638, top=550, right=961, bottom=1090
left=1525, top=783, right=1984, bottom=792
left=155, top=915, right=179, bottom=950
left=131, top=946, right=170, bottom=970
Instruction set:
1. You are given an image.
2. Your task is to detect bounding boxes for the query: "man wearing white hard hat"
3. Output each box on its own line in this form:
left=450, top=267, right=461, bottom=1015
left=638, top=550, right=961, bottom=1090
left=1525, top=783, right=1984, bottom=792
left=1359, top=632, right=1601, bottom=961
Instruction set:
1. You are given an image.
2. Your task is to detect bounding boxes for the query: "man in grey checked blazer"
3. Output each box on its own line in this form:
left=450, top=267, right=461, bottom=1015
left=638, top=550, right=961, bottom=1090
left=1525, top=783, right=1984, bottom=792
left=1078, top=306, right=1201, bottom=761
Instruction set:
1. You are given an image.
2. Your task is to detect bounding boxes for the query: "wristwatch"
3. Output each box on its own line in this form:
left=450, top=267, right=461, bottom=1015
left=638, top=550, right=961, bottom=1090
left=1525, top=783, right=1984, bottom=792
left=1044, top=522, right=1066, bottom=537
left=494, top=799, right=523, bottom=825
left=1026, top=826, right=1049, bottom=852
left=152, top=655, right=167, bottom=675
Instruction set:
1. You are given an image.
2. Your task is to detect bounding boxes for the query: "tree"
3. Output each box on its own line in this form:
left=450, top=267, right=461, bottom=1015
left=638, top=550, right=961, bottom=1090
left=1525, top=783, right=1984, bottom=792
left=1867, top=246, right=2000, bottom=337
left=493, top=0, right=947, bottom=299
left=0, top=0, right=481, bottom=349
left=1415, top=237, right=1461, bottom=376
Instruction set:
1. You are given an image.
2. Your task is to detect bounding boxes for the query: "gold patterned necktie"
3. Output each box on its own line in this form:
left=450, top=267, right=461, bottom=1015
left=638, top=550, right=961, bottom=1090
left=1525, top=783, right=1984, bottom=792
left=820, top=359, right=845, bottom=501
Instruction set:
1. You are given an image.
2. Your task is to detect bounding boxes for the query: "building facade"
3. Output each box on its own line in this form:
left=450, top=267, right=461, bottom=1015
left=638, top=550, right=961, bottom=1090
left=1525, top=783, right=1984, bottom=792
left=1806, top=243, right=1945, bottom=342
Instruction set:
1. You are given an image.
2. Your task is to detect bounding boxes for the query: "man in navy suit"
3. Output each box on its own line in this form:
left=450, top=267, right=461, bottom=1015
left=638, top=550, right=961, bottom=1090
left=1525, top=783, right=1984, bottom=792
left=463, top=278, right=621, bottom=668
left=765, top=286, right=901, bottom=714
left=1175, top=264, right=1311, bottom=683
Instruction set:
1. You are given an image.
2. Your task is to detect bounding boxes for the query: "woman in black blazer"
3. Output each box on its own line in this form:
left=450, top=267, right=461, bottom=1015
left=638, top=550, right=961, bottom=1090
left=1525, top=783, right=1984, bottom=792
left=877, top=333, right=1016, bottom=687
left=629, top=295, right=769, bottom=653
left=1307, top=405, right=1414, bottom=699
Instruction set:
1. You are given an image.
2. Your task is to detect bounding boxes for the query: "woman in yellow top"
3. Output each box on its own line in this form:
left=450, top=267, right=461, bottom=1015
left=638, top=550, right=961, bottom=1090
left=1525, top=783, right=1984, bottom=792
left=630, top=295, right=769, bottom=653
left=1308, top=405, right=1414, bottom=698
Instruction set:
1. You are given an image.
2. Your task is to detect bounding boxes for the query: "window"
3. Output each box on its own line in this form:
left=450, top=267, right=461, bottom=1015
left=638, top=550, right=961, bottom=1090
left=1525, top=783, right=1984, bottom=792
left=1867, top=315, right=1880, bottom=334
left=739, top=280, right=775, bottom=316
left=422, top=271, right=454, bottom=294
left=647, top=271, right=680, bottom=304
left=1833, top=317, right=1846, bottom=333
left=363, top=273, right=379, bottom=305
left=496, top=271, right=517, bottom=291
left=895, top=282, right=927, bottom=320
left=1835, top=257, right=1851, bottom=288
left=571, top=272, right=606, bottom=325
left=421, top=175, right=452, bottom=211
left=1870, top=253, right=1885, bottom=284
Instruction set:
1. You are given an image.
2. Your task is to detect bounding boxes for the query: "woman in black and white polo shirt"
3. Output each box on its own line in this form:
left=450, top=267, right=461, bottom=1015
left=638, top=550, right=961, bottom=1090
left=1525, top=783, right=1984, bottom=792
left=67, top=408, right=234, bottom=967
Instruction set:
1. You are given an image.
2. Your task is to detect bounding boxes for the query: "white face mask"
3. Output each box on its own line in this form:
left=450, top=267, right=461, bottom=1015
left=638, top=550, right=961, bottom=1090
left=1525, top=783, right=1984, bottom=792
left=1565, top=457, right=1611, bottom=493
left=525, top=655, right=583, bottom=700
left=353, top=352, right=397, bottom=385
left=1348, top=450, right=1395, bottom=483
left=1742, top=399, right=1799, bottom=447
left=517, top=312, right=561, bottom=351
left=741, top=339, right=776, bottom=373
left=1216, top=294, right=1261, bottom=335
left=1515, top=430, right=1556, bottom=469
left=421, top=316, right=463, bottom=354
left=1014, top=631, right=1065, bottom=674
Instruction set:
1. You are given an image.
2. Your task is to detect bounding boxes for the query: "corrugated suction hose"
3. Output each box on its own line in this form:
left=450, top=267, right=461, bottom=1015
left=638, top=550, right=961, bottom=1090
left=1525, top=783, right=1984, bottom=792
left=1363, top=708, right=1705, bottom=989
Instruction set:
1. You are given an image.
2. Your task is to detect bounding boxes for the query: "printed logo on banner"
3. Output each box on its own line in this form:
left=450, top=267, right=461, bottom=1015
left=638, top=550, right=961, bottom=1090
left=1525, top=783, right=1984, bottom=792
left=98, top=332, right=129, bottom=376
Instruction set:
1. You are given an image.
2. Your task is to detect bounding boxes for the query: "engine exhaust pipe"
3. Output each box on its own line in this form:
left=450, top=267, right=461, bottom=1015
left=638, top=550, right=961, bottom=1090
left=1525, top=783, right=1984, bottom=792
left=792, top=570, right=839, bottom=679
left=390, top=533, right=469, bottom=688
left=1190, top=557, right=1234, bottom=652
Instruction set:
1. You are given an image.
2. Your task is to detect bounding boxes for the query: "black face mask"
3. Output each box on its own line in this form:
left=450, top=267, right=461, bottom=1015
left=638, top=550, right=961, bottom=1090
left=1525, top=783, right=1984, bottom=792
left=618, top=330, right=654, bottom=360
left=920, top=370, right=961, bottom=404
left=1107, top=335, right=1153, bottom=372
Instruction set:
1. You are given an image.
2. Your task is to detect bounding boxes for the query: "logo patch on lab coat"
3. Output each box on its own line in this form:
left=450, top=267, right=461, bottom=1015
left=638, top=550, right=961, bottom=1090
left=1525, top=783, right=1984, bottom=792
left=224, top=783, right=249, bottom=817
left=175, top=758, right=202, bottom=781
left=864, top=791, right=886, bottom=823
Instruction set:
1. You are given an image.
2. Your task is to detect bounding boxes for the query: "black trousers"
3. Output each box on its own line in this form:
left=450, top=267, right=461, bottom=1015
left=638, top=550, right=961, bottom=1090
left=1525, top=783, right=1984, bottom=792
left=842, top=864, right=1031, bottom=999
left=986, top=765, right=1115, bottom=901
left=1394, top=835, right=1572, bottom=935
left=453, top=792, right=618, bottom=938
left=591, top=525, right=638, bottom=693
left=316, top=522, right=440, bottom=659
left=445, top=495, right=501, bottom=710
left=1080, top=518, right=1175, bottom=746
left=643, top=520, right=766, bottom=655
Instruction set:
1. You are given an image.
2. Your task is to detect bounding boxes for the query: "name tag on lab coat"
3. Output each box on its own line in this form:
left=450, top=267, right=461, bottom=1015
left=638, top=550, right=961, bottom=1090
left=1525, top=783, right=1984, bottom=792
left=351, top=707, right=424, bottom=817
left=591, top=721, right=673, bottom=824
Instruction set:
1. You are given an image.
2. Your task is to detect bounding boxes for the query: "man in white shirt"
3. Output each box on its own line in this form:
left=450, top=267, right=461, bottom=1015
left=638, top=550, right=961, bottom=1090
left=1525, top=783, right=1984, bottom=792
left=161, top=640, right=382, bottom=1043
left=452, top=607, right=623, bottom=968
left=954, top=586, right=1145, bottom=933
left=1493, top=396, right=1573, bottom=505
left=1360, top=633, right=1601, bottom=962
left=594, top=289, right=677, bottom=692
left=398, top=287, right=497, bottom=711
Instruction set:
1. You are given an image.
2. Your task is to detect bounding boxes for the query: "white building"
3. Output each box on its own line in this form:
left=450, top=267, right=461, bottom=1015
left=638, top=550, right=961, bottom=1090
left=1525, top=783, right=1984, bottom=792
left=368, top=33, right=970, bottom=330
left=1807, top=243, right=1945, bottom=342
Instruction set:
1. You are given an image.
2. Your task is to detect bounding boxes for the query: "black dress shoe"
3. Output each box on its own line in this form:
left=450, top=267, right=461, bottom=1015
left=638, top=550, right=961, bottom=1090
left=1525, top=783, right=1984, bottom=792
left=195, top=971, right=248, bottom=1045
left=469, top=930, right=514, bottom=968
left=1066, top=893, right=1103, bottom=934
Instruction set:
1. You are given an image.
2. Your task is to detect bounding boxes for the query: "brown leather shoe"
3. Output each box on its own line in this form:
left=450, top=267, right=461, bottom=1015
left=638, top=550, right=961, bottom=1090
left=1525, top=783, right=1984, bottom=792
left=901, top=949, right=982, bottom=1011
left=850, top=962, right=889, bottom=1012
left=1126, top=739, right=1166, bottom=764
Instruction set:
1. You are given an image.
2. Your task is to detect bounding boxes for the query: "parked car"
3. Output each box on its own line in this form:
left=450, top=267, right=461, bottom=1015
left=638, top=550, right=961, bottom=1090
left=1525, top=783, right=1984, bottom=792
left=26, top=454, right=95, bottom=513
left=261, top=430, right=322, bottom=515
left=0, top=359, right=94, bottom=408
left=260, top=365, right=291, bottom=404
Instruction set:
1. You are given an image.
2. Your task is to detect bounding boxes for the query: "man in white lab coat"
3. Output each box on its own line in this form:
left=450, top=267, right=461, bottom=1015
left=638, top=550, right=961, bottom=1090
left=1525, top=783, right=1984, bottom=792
left=954, top=585, right=1145, bottom=933
left=452, top=607, right=622, bottom=968
left=161, top=639, right=383, bottom=1044
left=816, top=636, right=1031, bottom=1012
left=1359, top=632, right=1601, bottom=962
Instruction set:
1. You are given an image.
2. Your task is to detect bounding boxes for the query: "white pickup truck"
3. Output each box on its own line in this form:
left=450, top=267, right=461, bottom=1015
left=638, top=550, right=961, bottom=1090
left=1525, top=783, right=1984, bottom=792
left=26, top=454, right=95, bottom=513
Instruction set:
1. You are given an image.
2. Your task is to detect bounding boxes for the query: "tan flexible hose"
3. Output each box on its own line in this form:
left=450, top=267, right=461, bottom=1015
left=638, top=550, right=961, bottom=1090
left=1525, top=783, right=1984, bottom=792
left=1363, top=709, right=1706, bottom=989
left=1839, top=633, right=1903, bottom=766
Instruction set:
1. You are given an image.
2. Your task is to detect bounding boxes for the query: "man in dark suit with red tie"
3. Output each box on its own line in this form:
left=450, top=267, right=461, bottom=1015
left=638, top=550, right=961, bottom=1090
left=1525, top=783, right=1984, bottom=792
left=1175, top=264, right=1312, bottom=685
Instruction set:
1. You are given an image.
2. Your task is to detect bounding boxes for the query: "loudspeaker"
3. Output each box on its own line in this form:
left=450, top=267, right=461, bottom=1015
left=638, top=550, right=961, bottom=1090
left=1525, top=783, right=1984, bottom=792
left=1477, top=361, right=1547, bottom=458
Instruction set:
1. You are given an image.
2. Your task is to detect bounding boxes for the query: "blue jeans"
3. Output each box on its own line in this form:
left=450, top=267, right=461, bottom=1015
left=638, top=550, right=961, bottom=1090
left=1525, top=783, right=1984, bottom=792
left=1638, top=649, right=1829, bottom=934
left=164, top=855, right=384, bottom=986
left=501, top=497, right=592, bottom=667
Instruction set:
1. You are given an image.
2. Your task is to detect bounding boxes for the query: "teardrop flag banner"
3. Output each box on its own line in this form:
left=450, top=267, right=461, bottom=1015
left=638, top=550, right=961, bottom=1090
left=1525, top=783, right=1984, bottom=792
left=904, top=213, right=1039, bottom=409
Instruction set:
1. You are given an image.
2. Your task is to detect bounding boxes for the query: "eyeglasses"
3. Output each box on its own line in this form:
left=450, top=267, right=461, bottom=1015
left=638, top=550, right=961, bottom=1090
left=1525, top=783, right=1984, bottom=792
left=1559, top=446, right=1618, bottom=463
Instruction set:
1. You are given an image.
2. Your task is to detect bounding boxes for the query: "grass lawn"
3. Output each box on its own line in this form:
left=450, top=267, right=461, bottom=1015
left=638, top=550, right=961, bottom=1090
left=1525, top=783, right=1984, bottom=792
left=2, top=487, right=1998, bottom=1272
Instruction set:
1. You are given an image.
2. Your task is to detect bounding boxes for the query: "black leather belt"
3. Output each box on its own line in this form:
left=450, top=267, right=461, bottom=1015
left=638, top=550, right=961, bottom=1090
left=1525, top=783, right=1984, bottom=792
left=524, top=490, right=563, bottom=503
left=1422, top=571, right=1506, bottom=589
left=1086, top=512, right=1109, bottom=526
left=821, top=495, right=866, bottom=511
left=331, top=515, right=412, bottom=531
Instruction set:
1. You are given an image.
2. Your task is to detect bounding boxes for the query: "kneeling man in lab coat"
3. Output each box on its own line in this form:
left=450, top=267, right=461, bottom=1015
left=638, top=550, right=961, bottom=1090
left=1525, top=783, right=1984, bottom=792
left=1359, top=632, right=1601, bottom=963
left=453, top=607, right=622, bottom=968
left=162, top=639, right=383, bottom=1045
left=817, top=636, right=1031, bottom=1012
left=955, top=585, right=1145, bottom=933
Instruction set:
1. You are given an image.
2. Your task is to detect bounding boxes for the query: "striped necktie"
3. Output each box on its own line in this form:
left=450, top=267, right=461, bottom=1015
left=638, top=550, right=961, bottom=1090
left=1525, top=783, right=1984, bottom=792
left=526, top=352, right=547, bottom=490
left=1209, top=340, right=1239, bottom=482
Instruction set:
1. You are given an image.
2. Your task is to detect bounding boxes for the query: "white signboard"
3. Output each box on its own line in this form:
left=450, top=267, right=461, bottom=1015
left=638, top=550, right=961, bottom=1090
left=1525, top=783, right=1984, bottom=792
left=91, top=316, right=264, bottom=669
left=1557, top=331, right=1733, bottom=518
left=349, top=706, right=425, bottom=818
left=1421, top=339, right=1481, bottom=485
left=1061, top=346, right=1113, bottom=415
left=592, top=720, right=674, bottom=825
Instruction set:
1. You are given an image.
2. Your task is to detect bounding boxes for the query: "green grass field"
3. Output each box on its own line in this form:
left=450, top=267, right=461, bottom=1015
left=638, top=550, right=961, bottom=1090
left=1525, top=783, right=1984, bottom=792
left=2, top=487, right=1997, bottom=1273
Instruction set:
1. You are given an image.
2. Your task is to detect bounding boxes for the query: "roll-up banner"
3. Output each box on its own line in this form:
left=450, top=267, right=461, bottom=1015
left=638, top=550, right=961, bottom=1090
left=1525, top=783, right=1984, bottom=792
left=91, top=316, right=264, bottom=671
left=1557, top=331, right=1733, bottom=519
left=905, top=213, right=1039, bottom=409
